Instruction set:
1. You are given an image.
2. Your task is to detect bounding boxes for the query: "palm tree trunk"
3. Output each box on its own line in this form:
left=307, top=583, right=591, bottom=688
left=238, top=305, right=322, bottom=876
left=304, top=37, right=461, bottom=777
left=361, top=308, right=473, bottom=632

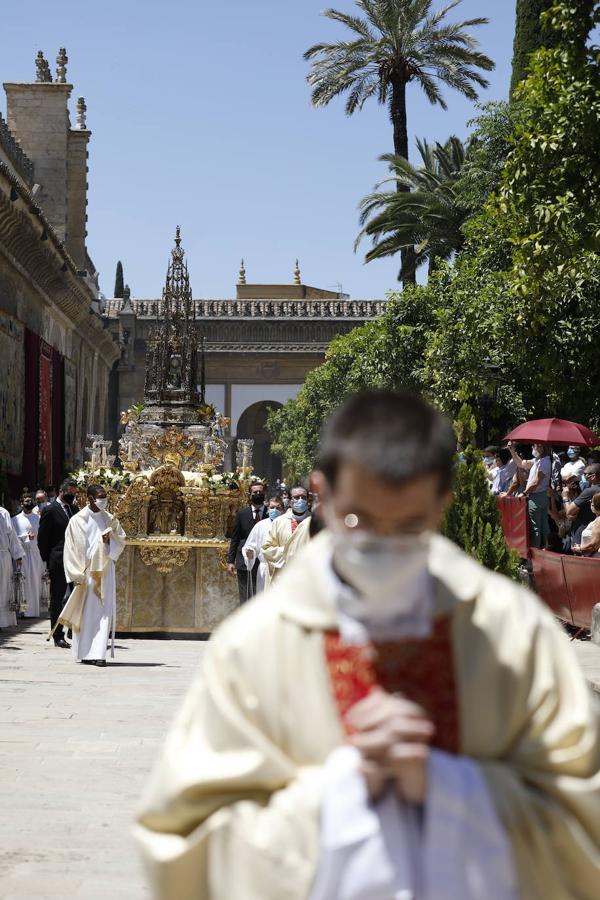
left=391, top=79, right=416, bottom=286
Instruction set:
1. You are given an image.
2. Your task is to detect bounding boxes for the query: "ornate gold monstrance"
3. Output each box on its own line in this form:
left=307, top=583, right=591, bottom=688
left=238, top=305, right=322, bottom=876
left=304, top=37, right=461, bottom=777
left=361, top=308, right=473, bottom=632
left=111, top=230, right=253, bottom=634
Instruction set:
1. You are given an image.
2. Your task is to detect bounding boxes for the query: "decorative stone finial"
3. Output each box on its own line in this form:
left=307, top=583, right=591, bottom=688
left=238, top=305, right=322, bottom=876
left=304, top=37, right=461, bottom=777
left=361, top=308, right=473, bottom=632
left=35, top=51, right=52, bottom=83
left=294, top=259, right=301, bottom=285
left=75, top=97, right=87, bottom=129
left=175, top=225, right=181, bottom=247
left=55, top=48, right=68, bottom=84
left=238, top=258, right=246, bottom=285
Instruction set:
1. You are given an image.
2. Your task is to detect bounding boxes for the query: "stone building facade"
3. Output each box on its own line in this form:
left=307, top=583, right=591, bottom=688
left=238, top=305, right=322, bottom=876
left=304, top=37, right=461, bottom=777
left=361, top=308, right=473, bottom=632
left=104, top=256, right=385, bottom=485
left=0, top=51, right=119, bottom=498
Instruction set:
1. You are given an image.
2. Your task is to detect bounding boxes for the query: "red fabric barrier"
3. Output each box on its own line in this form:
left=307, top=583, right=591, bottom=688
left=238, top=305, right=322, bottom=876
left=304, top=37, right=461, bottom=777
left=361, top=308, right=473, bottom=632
left=530, top=549, right=573, bottom=624
left=562, top=556, right=600, bottom=629
left=497, top=496, right=530, bottom=558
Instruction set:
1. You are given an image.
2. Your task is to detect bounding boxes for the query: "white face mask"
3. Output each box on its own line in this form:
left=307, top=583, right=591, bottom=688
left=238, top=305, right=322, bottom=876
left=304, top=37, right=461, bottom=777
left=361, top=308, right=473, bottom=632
left=330, top=528, right=432, bottom=633
left=94, top=498, right=108, bottom=511
left=532, top=449, right=541, bottom=459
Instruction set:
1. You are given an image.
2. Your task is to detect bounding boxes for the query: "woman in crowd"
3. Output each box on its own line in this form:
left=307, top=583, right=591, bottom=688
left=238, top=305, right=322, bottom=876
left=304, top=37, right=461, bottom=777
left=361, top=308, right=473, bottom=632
left=491, top=447, right=516, bottom=495
left=572, top=492, right=600, bottom=557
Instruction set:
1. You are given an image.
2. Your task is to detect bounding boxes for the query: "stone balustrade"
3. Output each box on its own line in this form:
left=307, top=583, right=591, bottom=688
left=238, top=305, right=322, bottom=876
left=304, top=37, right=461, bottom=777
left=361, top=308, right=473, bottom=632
left=104, top=296, right=386, bottom=320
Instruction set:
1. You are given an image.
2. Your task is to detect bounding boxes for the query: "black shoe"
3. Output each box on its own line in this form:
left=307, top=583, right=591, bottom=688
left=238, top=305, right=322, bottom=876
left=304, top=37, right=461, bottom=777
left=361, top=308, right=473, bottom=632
left=94, top=660, right=107, bottom=667
left=81, top=659, right=94, bottom=665
left=54, top=639, right=71, bottom=649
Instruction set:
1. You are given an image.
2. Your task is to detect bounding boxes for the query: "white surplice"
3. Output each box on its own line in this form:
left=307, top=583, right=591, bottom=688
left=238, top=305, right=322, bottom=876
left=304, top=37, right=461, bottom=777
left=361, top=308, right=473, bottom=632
left=242, top=518, right=273, bottom=593
left=0, top=506, right=24, bottom=628
left=310, top=745, right=518, bottom=900
left=11, top=511, right=43, bottom=617
left=66, top=508, right=124, bottom=662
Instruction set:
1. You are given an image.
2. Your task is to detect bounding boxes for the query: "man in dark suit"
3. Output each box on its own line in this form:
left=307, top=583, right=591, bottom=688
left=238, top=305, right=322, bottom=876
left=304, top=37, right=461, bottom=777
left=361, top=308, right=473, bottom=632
left=37, top=478, right=79, bottom=648
left=227, top=481, right=268, bottom=603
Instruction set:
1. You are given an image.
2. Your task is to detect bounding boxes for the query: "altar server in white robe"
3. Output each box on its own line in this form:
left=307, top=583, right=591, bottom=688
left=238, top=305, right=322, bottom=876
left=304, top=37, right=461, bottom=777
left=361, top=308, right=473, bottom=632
left=242, top=495, right=285, bottom=593
left=12, top=491, right=43, bottom=617
left=62, top=484, right=126, bottom=667
left=136, top=391, right=600, bottom=900
left=0, top=505, right=23, bottom=629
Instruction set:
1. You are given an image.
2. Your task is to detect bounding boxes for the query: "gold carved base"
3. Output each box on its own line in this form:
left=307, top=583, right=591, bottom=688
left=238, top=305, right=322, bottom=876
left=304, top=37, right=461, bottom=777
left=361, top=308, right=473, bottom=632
left=113, top=464, right=245, bottom=634
left=139, top=545, right=190, bottom=575
left=116, top=542, right=239, bottom=634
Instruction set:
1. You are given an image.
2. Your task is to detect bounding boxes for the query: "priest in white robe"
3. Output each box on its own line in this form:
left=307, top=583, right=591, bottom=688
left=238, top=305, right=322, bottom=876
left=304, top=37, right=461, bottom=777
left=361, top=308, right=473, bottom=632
left=0, top=505, right=23, bottom=629
left=12, top=492, right=43, bottom=617
left=61, top=484, right=126, bottom=667
left=242, top=495, right=285, bottom=594
left=135, top=392, right=600, bottom=900
left=262, top=486, right=312, bottom=584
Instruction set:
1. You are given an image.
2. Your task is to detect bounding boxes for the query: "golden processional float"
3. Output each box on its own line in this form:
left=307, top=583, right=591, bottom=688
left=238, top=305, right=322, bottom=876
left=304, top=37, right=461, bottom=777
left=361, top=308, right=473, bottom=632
left=76, top=229, right=256, bottom=635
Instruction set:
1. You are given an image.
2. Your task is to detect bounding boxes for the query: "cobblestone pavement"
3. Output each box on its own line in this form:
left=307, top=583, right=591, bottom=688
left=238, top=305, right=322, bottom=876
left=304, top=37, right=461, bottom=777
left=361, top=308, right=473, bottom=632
left=0, top=620, right=207, bottom=900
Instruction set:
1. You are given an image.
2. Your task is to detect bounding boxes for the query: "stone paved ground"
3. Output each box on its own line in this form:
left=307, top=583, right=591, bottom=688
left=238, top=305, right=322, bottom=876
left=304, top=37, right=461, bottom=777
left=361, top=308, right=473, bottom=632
left=1, top=618, right=599, bottom=900
left=570, top=635, right=600, bottom=694
left=0, top=620, right=208, bottom=900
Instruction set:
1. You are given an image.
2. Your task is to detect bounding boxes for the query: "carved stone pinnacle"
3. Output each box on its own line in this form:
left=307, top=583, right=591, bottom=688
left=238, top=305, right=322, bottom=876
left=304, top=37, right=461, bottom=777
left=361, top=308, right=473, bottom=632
left=55, top=48, right=68, bottom=84
left=76, top=96, right=87, bottom=129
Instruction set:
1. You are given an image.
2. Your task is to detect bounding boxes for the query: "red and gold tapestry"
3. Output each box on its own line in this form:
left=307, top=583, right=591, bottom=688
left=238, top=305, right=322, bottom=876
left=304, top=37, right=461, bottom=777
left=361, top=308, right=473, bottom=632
left=39, top=341, right=53, bottom=486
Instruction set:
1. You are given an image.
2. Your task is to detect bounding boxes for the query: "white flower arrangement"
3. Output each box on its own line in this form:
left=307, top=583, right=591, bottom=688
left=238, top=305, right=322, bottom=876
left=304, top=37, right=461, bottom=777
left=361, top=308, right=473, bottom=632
left=71, top=466, right=134, bottom=492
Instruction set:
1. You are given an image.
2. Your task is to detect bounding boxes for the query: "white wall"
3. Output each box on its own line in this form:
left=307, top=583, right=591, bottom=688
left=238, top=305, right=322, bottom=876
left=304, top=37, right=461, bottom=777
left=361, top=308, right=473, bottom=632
left=202, top=383, right=226, bottom=414
left=232, top=384, right=302, bottom=434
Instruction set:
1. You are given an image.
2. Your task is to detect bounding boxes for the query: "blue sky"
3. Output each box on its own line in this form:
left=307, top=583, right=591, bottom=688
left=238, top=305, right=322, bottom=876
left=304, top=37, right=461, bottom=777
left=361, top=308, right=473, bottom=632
left=3, top=0, right=516, bottom=299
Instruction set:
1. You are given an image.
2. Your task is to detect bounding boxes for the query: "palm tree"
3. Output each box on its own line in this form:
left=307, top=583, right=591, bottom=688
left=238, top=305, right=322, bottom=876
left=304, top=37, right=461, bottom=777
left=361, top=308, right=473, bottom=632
left=304, top=0, right=494, bottom=282
left=355, top=136, right=469, bottom=278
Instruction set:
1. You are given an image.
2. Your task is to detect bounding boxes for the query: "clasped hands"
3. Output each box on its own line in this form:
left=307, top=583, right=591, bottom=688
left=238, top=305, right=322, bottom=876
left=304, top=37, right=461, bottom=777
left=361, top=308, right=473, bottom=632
left=347, top=688, right=434, bottom=805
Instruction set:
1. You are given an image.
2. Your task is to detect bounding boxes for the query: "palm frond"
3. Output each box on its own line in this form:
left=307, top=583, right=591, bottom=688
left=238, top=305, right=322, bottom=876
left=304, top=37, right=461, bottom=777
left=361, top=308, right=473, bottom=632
left=357, top=131, right=469, bottom=276
left=305, top=0, right=494, bottom=138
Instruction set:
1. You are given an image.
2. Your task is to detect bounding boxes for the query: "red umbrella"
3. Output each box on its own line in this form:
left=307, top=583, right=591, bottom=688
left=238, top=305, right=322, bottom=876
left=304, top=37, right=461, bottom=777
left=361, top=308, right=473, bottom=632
left=503, top=418, right=600, bottom=447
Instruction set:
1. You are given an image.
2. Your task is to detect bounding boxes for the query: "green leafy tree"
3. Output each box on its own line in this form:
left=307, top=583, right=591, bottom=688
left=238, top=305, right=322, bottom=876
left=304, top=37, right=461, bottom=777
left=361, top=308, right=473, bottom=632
left=453, top=101, right=523, bottom=214
left=304, top=0, right=494, bottom=283
left=267, top=287, right=434, bottom=480
left=425, top=0, right=600, bottom=430
left=500, top=1, right=600, bottom=296
left=356, top=136, right=469, bottom=278
left=114, top=261, right=124, bottom=298
left=442, top=447, right=520, bottom=578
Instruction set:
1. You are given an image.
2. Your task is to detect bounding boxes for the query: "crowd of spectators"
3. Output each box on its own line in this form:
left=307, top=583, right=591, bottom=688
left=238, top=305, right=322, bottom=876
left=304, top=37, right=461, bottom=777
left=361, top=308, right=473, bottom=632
left=483, top=443, right=600, bottom=554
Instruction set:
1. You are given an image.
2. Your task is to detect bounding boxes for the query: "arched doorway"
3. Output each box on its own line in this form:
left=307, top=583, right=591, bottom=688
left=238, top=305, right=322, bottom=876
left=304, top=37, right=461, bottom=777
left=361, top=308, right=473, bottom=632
left=236, top=401, right=282, bottom=490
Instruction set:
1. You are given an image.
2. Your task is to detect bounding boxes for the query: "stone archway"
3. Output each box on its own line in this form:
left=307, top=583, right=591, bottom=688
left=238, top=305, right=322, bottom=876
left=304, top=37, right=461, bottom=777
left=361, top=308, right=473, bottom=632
left=236, top=401, right=282, bottom=490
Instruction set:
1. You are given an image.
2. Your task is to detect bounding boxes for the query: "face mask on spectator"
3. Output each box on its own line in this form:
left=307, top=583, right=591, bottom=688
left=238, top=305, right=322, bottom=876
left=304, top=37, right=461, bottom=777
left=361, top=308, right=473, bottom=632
left=268, top=508, right=282, bottom=521
left=567, top=448, right=578, bottom=459
left=581, top=476, right=589, bottom=489
left=483, top=456, right=494, bottom=466
left=292, top=498, right=308, bottom=515
left=532, top=450, right=541, bottom=459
